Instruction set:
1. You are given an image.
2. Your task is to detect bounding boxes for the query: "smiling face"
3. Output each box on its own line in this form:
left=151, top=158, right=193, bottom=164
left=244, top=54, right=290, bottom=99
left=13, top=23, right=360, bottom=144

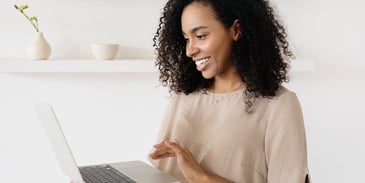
left=181, top=2, right=240, bottom=79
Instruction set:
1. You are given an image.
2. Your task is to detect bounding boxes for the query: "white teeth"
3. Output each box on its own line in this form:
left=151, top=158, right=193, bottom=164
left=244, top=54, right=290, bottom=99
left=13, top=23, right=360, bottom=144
left=195, top=58, right=209, bottom=66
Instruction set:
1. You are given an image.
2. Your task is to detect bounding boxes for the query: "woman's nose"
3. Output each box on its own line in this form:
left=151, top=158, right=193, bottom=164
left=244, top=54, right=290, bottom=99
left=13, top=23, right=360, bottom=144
left=186, top=42, right=199, bottom=58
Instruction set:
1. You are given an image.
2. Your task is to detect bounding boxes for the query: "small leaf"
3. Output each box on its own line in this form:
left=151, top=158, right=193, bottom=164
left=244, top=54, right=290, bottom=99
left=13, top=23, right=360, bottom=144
left=30, top=16, right=38, bottom=21
left=21, top=4, right=29, bottom=10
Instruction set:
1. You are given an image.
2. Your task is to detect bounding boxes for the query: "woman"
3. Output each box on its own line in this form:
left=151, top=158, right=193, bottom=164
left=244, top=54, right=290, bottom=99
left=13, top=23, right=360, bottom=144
left=148, top=0, right=311, bottom=183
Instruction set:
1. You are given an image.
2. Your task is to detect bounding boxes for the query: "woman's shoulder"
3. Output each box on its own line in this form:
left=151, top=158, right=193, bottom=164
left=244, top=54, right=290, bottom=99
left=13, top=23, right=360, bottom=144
left=264, top=86, right=302, bottom=113
left=274, top=86, right=299, bottom=101
left=262, top=86, right=301, bottom=111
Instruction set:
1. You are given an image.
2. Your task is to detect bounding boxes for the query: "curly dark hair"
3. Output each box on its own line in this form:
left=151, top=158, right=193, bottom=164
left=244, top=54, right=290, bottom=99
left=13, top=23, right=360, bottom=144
left=153, top=0, right=293, bottom=109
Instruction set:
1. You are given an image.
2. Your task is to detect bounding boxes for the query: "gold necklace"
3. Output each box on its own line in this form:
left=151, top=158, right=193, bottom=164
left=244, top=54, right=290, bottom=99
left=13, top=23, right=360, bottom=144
left=210, top=83, right=244, bottom=105
left=212, top=94, right=230, bottom=105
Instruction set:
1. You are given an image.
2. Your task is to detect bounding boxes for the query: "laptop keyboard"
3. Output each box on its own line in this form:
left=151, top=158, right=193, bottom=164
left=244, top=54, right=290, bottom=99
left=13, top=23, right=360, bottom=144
left=79, top=164, right=136, bottom=183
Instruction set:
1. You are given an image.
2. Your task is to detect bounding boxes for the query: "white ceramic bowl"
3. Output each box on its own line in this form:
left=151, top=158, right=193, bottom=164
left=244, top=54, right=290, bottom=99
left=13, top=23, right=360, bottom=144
left=90, top=43, right=119, bottom=60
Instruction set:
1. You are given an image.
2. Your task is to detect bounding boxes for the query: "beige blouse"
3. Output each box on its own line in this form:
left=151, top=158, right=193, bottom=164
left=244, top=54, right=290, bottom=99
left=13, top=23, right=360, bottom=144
left=150, top=86, right=311, bottom=183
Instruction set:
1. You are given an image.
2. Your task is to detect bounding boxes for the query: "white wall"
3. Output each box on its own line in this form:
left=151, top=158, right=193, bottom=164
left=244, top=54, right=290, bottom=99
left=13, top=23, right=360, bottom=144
left=1, top=0, right=365, bottom=183
left=274, top=0, right=365, bottom=67
left=1, top=0, right=167, bottom=58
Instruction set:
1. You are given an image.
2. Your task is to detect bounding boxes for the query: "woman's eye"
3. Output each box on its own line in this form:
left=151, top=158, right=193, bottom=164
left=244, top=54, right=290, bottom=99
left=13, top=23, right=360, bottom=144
left=196, top=35, right=206, bottom=40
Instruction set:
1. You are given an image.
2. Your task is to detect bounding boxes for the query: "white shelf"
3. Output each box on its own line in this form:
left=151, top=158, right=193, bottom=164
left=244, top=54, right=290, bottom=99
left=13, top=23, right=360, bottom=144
left=0, top=58, right=314, bottom=73
left=0, top=58, right=157, bottom=73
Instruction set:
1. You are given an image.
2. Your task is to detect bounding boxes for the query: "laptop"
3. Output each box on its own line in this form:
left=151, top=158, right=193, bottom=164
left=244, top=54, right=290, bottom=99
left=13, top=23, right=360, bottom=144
left=32, top=99, right=179, bottom=183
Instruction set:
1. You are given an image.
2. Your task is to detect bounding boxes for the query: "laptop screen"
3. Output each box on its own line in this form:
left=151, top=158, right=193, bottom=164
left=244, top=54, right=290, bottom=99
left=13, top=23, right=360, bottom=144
left=33, top=99, right=84, bottom=183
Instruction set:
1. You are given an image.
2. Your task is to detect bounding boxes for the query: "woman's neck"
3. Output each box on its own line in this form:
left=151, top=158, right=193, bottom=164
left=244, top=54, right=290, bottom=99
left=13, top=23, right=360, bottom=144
left=209, top=74, right=245, bottom=93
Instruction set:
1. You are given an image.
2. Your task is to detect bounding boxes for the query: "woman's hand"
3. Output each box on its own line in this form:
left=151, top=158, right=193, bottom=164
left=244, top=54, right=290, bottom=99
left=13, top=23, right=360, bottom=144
left=149, top=140, right=208, bottom=182
left=150, top=140, right=233, bottom=183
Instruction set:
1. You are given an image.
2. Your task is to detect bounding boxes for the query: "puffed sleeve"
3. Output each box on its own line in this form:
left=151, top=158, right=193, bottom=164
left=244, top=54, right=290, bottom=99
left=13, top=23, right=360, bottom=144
left=265, top=90, right=311, bottom=183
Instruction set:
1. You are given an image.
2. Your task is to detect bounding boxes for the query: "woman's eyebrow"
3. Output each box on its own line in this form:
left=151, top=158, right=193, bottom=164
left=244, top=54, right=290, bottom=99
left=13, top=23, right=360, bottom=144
left=183, top=26, right=208, bottom=35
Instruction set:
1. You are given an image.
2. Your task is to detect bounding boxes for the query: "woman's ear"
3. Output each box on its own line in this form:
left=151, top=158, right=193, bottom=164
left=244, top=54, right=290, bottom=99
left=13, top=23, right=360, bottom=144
left=231, top=19, right=241, bottom=41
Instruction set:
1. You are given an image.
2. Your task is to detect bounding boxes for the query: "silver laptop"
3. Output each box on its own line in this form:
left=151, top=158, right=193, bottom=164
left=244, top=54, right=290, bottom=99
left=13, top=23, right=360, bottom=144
left=33, top=99, right=179, bottom=183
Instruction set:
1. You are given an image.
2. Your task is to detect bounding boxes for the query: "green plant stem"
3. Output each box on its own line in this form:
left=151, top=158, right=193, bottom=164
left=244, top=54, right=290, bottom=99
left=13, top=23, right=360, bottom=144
left=35, top=20, right=39, bottom=32
left=20, top=11, right=39, bottom=32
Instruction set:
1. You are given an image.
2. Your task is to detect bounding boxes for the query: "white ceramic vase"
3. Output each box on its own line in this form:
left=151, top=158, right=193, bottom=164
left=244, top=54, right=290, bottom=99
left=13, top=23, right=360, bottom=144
left=27, top=32, right=51, bottom=60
